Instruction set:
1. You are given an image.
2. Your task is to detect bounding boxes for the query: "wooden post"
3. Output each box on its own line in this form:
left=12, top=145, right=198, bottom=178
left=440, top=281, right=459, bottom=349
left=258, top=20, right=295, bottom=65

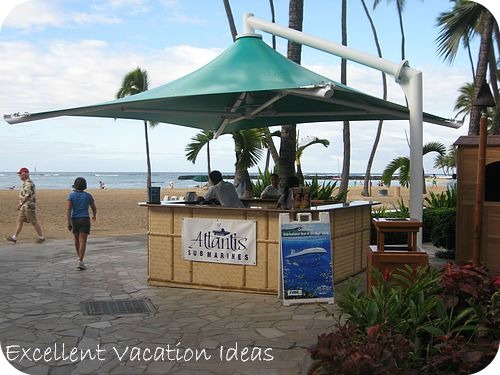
left=472, top=112, right=488, bottom=266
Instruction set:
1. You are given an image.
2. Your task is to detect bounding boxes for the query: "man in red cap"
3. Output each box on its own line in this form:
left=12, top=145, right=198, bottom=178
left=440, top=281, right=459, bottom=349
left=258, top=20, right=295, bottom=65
left=5, top=167, right=45, bottom=244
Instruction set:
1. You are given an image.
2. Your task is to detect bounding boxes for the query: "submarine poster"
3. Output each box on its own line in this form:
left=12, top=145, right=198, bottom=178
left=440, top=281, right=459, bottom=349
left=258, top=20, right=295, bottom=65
left=279, top=213, right=334, bottom=305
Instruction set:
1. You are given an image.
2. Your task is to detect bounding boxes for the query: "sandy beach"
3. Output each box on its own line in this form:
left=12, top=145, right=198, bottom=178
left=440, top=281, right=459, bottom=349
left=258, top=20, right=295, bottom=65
left=0, top=185, right=447, bottom=242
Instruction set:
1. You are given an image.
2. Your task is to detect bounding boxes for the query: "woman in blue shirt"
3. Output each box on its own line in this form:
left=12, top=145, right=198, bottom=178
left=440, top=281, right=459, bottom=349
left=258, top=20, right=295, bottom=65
left=67, top=177, right=97, bottom=270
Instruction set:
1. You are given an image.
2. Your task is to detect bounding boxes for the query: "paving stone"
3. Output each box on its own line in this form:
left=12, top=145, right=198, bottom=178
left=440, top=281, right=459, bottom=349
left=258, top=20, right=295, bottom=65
left=255, top=328, right=286, bottom=339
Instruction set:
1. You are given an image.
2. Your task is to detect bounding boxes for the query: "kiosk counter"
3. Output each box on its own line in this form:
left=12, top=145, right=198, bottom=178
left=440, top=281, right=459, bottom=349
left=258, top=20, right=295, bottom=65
left=140, top=201, right=376, bottom=294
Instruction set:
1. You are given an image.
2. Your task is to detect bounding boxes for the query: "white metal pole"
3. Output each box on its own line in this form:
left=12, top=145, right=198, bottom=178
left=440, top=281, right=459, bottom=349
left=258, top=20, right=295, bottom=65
left=244, top=13, right=408, bottom=82
left=243, top=13, right=425, bottom=244
left=399, top=68, right=424, bottom=245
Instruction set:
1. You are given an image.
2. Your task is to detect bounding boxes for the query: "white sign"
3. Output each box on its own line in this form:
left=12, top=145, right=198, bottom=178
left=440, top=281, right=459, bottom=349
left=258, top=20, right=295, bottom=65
left=182, top=218, right=256, bottom=265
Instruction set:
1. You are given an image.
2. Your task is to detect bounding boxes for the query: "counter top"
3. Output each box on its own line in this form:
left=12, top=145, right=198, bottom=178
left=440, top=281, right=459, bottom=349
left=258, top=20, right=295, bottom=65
left=139, top=200, right=379, bottom=212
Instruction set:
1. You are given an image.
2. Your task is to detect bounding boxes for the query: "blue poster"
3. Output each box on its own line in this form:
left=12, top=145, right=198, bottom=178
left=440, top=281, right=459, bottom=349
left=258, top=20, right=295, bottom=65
left=280, top=213, right=334, bottom=305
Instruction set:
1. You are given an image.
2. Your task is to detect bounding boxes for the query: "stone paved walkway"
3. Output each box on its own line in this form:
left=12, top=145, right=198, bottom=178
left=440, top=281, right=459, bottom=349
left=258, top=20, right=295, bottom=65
left=1, top=235, right=343, bottom=375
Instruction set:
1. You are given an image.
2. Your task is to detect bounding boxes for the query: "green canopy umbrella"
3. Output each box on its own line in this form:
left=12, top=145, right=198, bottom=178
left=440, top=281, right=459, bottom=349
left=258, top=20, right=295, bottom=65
left=4, top=35, right=454, bottom=132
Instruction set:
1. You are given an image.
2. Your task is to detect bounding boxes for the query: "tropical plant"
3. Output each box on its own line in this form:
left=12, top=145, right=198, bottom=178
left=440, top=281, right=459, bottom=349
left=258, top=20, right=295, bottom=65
left=116, top=67, right=157, bottom=188
left=232, top=129, right=264, bottom=197
left=310, top=264, right=500, bottom=374
left=433, top=145, right=457, bottom=176
left=453, top=82, right=496, bottom=132
left=185, top=130, right=213, bottom=176
left=436, top=0, right=499, bottom=135
left=295, top=135, right=330, bottom=185
left=304, top=176, right=346, bottom=202
left=382, top=141, right=446, bottom=188
left=425, top=185, right=457, bottom=209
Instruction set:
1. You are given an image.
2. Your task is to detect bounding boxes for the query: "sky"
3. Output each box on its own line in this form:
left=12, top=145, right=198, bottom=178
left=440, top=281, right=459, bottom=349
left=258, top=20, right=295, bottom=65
left=0, top=0, right=499, bottom=174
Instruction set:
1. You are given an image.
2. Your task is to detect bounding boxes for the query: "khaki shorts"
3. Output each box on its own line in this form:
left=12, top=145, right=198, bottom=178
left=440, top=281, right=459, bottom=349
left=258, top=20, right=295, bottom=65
left=17, top=209, right=38, bottom=224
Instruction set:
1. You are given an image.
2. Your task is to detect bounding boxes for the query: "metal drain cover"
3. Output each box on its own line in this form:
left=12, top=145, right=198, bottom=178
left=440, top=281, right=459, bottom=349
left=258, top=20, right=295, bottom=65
left=81, top=298, right=156, bottom=315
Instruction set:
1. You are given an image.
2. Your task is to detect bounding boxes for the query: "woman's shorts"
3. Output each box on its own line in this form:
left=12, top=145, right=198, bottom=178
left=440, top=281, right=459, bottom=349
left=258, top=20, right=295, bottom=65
left=71, top=217, right=91, bottom=234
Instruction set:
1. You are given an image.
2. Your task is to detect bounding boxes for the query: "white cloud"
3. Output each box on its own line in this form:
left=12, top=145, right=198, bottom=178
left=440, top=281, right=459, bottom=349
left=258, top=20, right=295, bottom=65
left=3, top=1, right=64, bottom=30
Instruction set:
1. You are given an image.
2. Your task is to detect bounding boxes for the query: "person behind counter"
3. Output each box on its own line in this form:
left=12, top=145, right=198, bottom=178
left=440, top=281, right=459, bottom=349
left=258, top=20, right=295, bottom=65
left=198, top=170, right=245, bottom=208
left=260, top=173, right=281, bottom=199
left=277, top=176, right=300, bottom=209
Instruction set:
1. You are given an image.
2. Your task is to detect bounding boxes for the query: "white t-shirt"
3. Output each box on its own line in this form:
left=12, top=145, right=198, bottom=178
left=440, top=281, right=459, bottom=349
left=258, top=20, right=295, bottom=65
left=260, top=185, right=281, bottom=199
left=204, top=181, right=245, bottom=208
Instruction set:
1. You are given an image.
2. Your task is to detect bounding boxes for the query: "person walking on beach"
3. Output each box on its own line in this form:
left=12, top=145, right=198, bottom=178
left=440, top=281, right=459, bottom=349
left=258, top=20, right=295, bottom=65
left=432, top=174, right=437, bottom=188
left=67, top=177, right=97, bottom=270
left=5, top=167, right=45, bottom=244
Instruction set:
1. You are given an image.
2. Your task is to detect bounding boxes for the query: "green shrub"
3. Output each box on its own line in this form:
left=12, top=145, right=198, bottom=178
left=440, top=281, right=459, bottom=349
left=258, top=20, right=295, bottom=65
left=424, top=185, right=456, bottom=208
left=305, top=175, right=347, bottom=202
left=423, top=208, right=456, bottom=251
left=310, top=264, right=500, bottom=374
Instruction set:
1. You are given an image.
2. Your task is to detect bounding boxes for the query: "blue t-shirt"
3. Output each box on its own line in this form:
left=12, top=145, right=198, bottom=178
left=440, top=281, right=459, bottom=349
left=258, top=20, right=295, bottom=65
left=68, top=190, right=94, bottom=219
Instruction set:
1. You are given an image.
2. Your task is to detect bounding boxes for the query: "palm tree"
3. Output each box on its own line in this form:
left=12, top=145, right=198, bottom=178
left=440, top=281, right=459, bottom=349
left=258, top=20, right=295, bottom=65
left=382, top=142, right=446, bottom=190
left=116, top=67, right=157, bottom=188
left=232, top=129, right=264, bottom=197
left=454, top=82, right=495, bottom=132
left=279, top=0, right=303, bottom=188
left=295, top=135, right=330, bottom=185
left=222, top=0, right=237, bottom=41
left=185, top=129, right=263, bottom=197
left=339, top=0, right=350, bottom=197
left=360, top=0, right=388, bottom=197
left=185, top=130, right=214, bottom=176
left=435, top=1, right=497, bottom=135
left=434, top=145, right=456, bottom=176
left=373, top=0, right=417, bottom=60
left=262, top=129, right=281, bottom=173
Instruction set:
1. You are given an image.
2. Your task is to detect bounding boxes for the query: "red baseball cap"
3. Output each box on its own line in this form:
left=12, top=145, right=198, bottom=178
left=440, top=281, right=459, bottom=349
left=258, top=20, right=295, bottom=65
left=17, top=167, right=29, bottom=174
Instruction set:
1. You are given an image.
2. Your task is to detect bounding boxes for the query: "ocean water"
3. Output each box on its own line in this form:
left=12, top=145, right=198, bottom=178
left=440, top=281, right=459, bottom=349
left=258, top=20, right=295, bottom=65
left=0, top=172, right=200, bottom=190
left=0, top=171, right=427, bottom=190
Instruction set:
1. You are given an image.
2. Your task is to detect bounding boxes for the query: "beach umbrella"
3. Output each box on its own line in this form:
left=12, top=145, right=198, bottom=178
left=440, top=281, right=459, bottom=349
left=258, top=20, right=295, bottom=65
left=192, top=175, right=209, bottom=183
left=4, top=35, right=455, bottom=133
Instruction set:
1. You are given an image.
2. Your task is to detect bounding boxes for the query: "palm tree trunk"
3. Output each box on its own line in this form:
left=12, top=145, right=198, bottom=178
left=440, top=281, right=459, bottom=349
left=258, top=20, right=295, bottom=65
left=265, top=149, right=271, bottom=172
left=263, top=128, right=280, bottom=165
left=469, top=10, right=493, bottom=135
left=279, top=0, right=303, bottom=187
left=206, top=140, right=211, bottom=175
left=222, top=0, right=238, bottom=41
left=494, top=23, right=500, bottom=135
left=339, top=0, right=350, bottom=196
left=396, top=1, right=405, bottom=60
left=360, top=0, right=387, bottom=197
left=269, top=0, right=277, bottom=50
left=144, top=120, right=152, bottom=189
left=466, top=39, right=476, bottom=79
left=296, top=163, right=304, bottom=186
left=488, top=43, right=500, bottom=135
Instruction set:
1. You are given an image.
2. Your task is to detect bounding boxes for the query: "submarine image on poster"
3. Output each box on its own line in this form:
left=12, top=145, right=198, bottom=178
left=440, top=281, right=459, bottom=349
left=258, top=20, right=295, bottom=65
left=212, top=228, right=231, bottom=236
left=286, top=247, right=327, bottom=258
left=285, top=247, right=328, bottom=267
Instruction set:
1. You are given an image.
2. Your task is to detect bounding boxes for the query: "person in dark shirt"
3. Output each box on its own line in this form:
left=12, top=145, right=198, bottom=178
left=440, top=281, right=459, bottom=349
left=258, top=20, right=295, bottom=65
left=67, top=177, right=97, bottom=270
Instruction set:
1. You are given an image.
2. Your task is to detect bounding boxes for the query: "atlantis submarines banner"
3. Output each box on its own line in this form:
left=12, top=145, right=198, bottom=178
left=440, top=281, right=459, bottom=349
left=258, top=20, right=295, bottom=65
left=279, top=213, right=334, bottom=305
left=182, top=218, right=256, bottom=265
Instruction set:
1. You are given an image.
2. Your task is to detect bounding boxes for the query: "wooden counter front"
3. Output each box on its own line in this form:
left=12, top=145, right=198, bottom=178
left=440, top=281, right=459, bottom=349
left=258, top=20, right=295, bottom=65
left=140, top=201, right=376, bottom=294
